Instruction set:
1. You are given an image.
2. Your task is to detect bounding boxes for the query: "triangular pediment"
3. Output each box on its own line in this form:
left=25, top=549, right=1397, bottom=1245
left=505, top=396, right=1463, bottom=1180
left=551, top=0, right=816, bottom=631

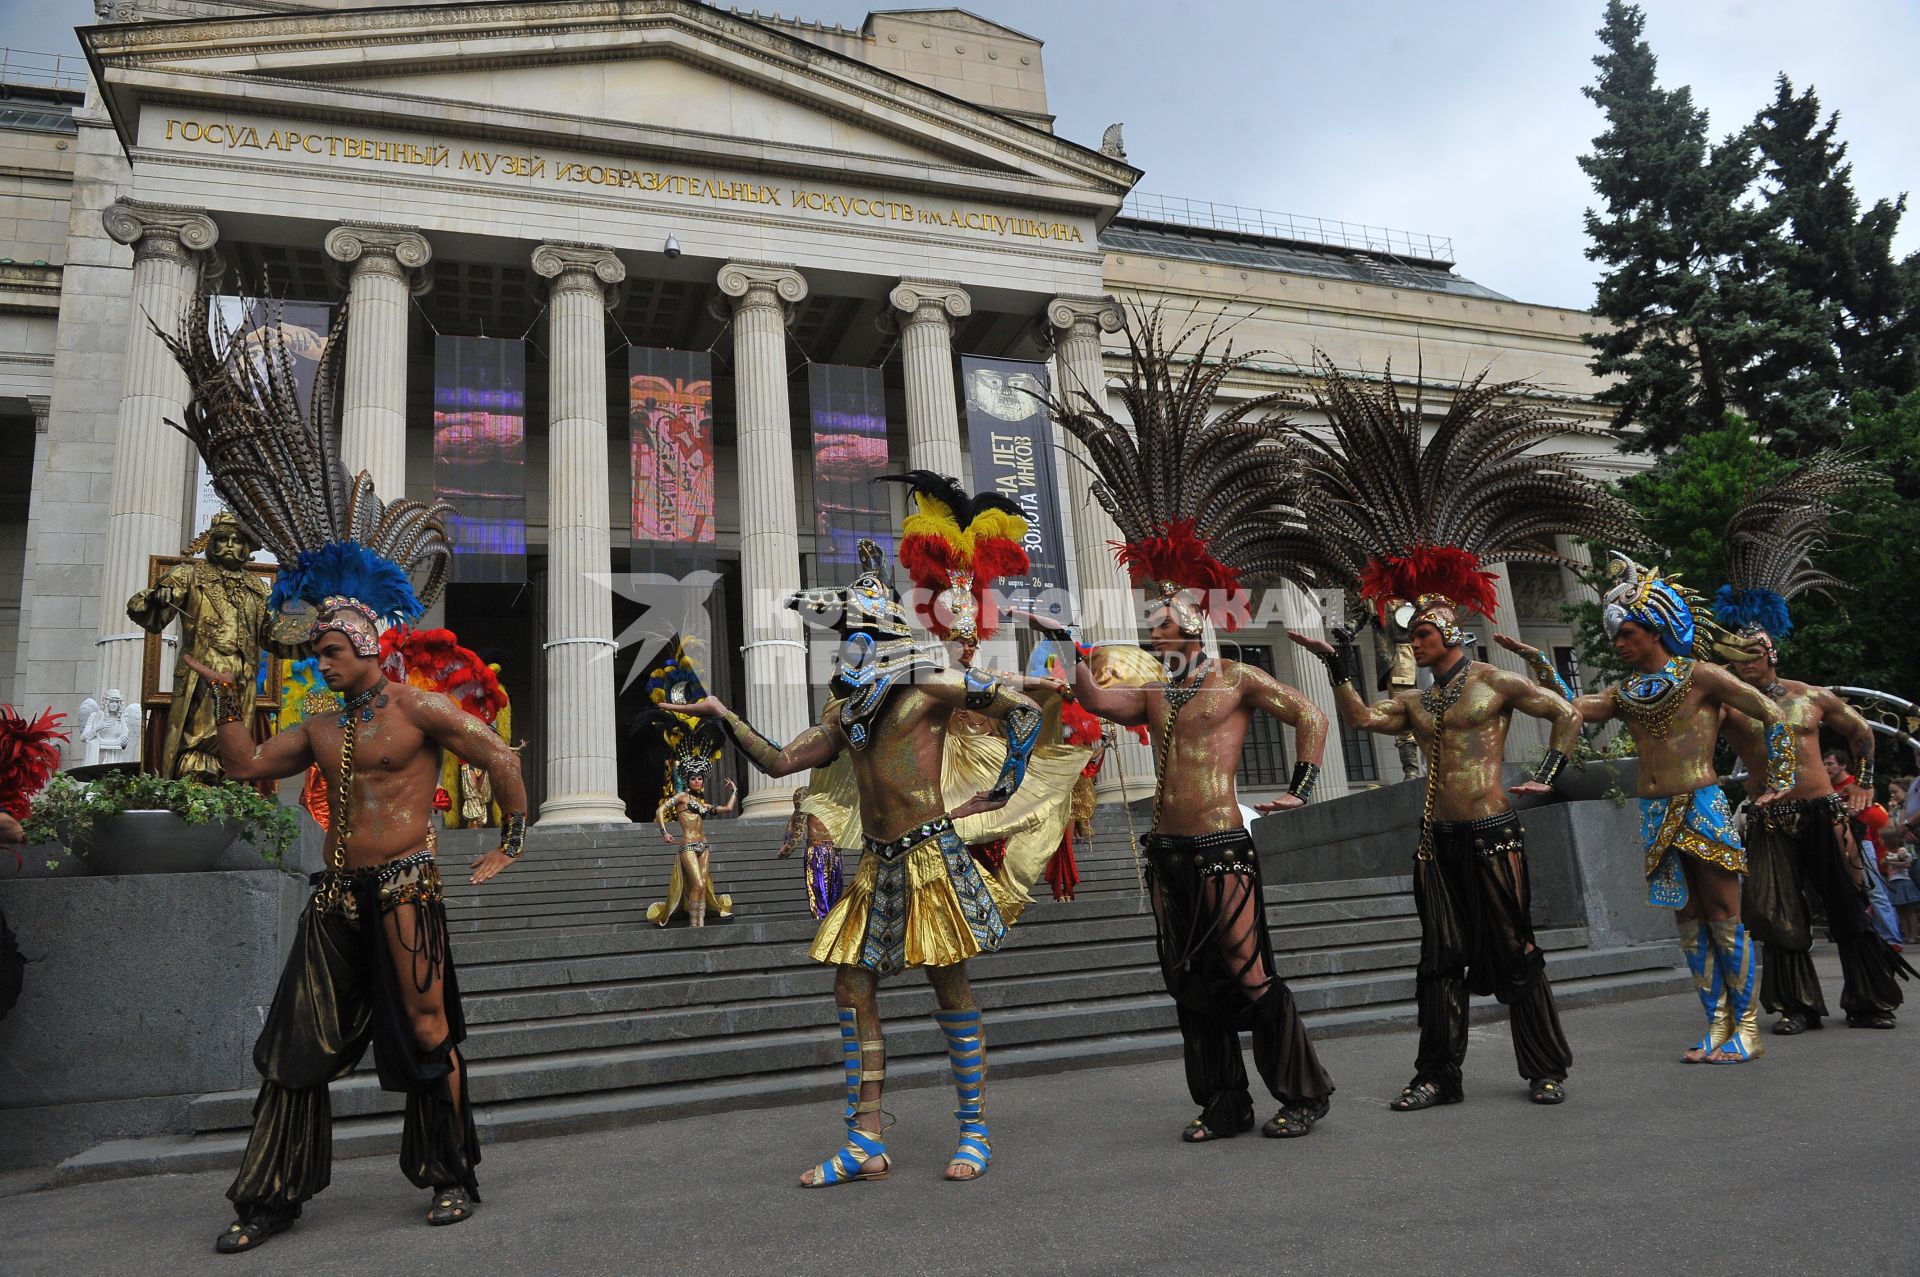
left=86, top=0, right=1136, bottom=209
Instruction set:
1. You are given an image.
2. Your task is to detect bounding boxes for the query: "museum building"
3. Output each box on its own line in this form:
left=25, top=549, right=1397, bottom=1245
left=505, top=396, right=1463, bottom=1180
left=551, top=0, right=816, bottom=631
left=0, top=2, right=1641, bottom=820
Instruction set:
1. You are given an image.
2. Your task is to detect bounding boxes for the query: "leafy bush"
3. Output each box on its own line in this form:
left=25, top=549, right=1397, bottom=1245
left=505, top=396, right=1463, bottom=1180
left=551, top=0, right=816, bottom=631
left=22, top=772, right=296, bottom=866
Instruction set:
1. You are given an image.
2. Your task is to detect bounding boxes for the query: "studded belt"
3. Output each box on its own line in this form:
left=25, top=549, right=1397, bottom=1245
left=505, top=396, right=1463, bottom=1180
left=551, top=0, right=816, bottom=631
left=864, top=816, right=953, bottom=861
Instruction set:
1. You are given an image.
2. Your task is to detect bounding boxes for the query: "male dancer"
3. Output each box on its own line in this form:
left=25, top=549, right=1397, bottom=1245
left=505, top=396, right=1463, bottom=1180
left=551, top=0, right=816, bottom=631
left=1290, top=603, right=1578, bottom=1108
left=1512, top=557, right=1793, bottom=1064
left=186, top=600, right=526, bottom=1250
left=1723, top=632, right=1911, bottom=1030
left=1026, top=597, right=1333, bottom=1141
left=683, top=540, right=1040, bottom=1185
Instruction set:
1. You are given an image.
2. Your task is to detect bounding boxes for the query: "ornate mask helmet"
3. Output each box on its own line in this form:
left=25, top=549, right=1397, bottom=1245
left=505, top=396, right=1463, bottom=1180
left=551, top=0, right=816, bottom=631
left=785, top=539, right=914, bottom=643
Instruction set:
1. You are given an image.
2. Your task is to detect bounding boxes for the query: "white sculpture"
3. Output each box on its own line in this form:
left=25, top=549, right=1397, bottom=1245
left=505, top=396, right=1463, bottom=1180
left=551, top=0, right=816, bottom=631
left=77, top=689, right=141, bottom=767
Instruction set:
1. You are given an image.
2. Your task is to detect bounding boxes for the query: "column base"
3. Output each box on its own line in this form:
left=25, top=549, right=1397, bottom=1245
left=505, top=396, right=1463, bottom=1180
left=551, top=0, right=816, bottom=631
left=537, top=793, right=631, bottom=826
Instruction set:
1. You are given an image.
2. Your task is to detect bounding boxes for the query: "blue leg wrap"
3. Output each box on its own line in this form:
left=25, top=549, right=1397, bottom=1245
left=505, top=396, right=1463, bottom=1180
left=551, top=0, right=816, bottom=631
left=936, top=1008, right=990, bottom=1178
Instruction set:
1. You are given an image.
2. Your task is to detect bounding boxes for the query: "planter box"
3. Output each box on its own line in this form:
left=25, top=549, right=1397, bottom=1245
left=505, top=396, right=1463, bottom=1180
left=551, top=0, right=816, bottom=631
left=1555, top=758, right=1640, bottom=803
left=72, top=812, right=243, bottom=875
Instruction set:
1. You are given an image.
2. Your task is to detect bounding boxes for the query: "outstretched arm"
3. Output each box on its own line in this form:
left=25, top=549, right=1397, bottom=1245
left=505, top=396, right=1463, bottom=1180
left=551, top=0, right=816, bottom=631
left=1241, top=662, right=1329, bottom=812
left=412, top=689, right=530, bottom=882
left=715, top=777, right=740, bottom=815
left=177, top=652, right=314, bottom=781
left=680, top=696, right=840, bottom=777
left=1818, top=689, right=1879, bottom=788
left=1286, top=631, right=1410, bottom=734
left=1011, top=612, right=1151, bottom=727
left=923, top=670, right=1044, bottom=811
left=1485, top=666, right=1580, bottom=793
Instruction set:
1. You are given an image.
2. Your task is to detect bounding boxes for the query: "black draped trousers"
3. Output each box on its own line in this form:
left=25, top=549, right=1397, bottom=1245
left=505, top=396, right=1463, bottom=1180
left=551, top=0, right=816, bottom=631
left=1412, top=812, right=1572, bottom=1095
left=1746, top=796, right=1911, bottom=1021
left=1143, top=829, right=1334, bottom=1127
left=227, top=852, right=481, bottom=1222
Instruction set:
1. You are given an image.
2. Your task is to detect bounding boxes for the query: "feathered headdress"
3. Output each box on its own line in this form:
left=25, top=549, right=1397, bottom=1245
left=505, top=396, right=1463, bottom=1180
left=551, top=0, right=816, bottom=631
left=158, top=293, right=454, bottom=655
left=0, top=706, right=67, bottom=822
left=1288, top=356, right=1642, bottom=646
left=1038, top=304, right=1332, bottom=635
left=1604, top=554, right=1757, bottom=662
left=876, top=470, right=1029, bottom=645
left=1712, top=450, right=1877, bottom=660
left=379, top=628, right=510, bottom=725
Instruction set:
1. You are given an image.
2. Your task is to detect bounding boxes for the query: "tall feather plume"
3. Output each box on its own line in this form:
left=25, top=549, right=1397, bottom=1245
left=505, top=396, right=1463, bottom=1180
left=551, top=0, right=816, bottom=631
left=1714, top=449, right=1879, bottom=637
left=1035, top=302, right=1341, bottom=606
left=158, top=290, right=454, bottom=613
left=1286, top=354, right=1642, bottom=617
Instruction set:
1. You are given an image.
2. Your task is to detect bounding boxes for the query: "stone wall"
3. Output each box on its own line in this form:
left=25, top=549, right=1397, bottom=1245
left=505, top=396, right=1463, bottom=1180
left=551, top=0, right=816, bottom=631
left=0, top=868, right=307, bottom=1171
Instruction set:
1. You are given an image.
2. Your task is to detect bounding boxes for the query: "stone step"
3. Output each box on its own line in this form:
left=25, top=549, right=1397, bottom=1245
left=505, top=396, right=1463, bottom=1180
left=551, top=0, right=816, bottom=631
left=181, top=938, right=1664, bottom=1133
left=63, top=960, right=1690, bottom=1187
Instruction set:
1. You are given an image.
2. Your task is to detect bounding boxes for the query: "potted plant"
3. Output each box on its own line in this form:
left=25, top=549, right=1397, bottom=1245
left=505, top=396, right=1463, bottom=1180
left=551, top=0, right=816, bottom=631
left=1553, top=731, right=1641, bottom=804
left=22, top=771, right=297, bottom=875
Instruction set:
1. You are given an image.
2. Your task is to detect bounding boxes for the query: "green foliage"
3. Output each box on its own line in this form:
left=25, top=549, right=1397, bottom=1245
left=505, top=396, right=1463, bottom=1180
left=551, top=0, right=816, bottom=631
left=1580, top=3, right=1914, bottom=453
left=22, top=771, right=296, bottom=866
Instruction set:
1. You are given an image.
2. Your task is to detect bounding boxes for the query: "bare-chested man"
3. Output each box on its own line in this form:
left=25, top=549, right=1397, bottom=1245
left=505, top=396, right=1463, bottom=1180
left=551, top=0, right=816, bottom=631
left=184, top=596, right=526, bottom=1252
left=1515, top=558, right=1792, bottom=1065
left=682, top=541, right=1040, bottom=1186
left=1289, top=593, right=1578, bottom=1110
left=1022, top=596, right=1334, bottom=1144
left=655, top=769, right=737, bottom=927
left=1720, top=629, right=1911, bottom=1032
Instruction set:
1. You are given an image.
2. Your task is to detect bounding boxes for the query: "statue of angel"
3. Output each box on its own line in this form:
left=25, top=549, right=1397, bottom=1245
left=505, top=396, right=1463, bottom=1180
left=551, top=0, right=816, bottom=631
left=77, top=689, right=140, bottom=767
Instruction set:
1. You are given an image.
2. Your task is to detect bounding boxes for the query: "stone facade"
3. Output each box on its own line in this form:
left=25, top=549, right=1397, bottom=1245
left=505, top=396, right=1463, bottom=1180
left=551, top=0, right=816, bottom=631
left=0, top=2, right=1639, bottom=804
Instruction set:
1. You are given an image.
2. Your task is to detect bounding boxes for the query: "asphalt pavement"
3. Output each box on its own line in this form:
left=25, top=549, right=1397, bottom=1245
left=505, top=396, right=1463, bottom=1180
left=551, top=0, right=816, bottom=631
left=2, top=951, right=1915, bottom=1277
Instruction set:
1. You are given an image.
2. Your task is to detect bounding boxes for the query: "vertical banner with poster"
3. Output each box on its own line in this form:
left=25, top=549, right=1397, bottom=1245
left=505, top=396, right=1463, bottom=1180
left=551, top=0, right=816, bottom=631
left=961, top=356, right=1069, bottom=616
left=807, top=364, right=893, bottom=575
left=629, top=348, right=716, bottom=546
left=432, top=335, right=529, bottom=584
left=194, top=297, right=335, bottom=557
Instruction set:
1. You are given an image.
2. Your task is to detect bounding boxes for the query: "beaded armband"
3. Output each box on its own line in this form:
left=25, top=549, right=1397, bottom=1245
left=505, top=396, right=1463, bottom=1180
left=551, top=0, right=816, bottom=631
left=963, top=667, right=1000, bottom=710
left=1523, top=650, right=1575, bottom=702
left=206, top=676, right=244, bottom=726
left=1316, top=648, right=1353, bottom=689
left=1531, top=749, right=1569, bottom=788
left=1287, top=760, right=1320, bottom=802
left=989, top=704, right=1044, bottom=801
left=1763, top=722, right=1796, bottom=793
left=1856, top=751, right=1876, bottom=792
left=719, top=709, right=784, bottom=774
left=498, top=811, right=527, bottom=859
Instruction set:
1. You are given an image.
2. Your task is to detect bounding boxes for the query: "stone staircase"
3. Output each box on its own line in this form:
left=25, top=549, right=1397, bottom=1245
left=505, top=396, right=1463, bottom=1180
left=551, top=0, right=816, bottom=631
left=53, top=812, right=1688, bottom=1183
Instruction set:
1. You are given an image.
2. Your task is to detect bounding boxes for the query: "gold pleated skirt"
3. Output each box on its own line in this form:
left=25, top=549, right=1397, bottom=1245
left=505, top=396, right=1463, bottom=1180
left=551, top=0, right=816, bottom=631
left=810, top=825, right=1014, bottom=976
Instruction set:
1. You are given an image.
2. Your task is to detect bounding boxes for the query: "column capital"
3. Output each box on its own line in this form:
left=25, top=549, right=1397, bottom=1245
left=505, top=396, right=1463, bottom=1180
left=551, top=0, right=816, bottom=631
left=888, top=279, right=972, bottom=326
left=102, top=199, right=219, bottom=266
left=718, top=261, right=808, bottom=319
left=326, top=222, right=433, bottom=293
left=27, top=396, right=50, bottom=432
left=531, top=242, right=625, bottom=307
left=1044, top=294, right=1125, bottom=337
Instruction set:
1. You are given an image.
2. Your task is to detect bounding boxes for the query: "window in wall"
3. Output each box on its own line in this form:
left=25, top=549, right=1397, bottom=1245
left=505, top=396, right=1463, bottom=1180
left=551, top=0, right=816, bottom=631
left=1233, top=644, right=1290, bottom=787
left=1553, top=645, right=1583, bottom=695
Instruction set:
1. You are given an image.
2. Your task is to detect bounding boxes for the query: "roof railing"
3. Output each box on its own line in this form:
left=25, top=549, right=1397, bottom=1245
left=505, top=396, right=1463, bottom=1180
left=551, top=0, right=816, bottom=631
left=0, top=47, right=89, bottom=94
left=1118, top=191, right=1454, bottom=265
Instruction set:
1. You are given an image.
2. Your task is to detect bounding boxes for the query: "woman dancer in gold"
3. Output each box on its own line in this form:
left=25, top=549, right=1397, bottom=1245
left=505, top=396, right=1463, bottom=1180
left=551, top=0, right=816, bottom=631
left=655, top=763, right=736, bottom=928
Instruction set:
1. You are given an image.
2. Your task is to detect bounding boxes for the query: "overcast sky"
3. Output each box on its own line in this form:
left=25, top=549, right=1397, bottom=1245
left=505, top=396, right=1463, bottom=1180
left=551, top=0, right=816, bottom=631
left=11, top=0, right=1918, bottom=310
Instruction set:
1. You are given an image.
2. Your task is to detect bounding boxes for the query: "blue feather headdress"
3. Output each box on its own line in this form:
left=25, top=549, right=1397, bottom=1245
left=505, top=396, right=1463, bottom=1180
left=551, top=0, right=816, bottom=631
left=159, top=293, right=454, bottom=649
left=1711, top=450, right=1878, bottom=662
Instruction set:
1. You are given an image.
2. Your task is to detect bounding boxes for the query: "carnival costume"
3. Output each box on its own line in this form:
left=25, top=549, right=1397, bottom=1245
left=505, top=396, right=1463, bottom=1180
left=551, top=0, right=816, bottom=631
left=719, top=539, right=1042, bottom=1184
left=1601, top=555, right=1792, bottom=1061
left=649, top=737, right=734, bottom=927
left=161, top=295, right=493, bottom=1239
left=1285, top=358, right=1641, bottom=1106
left=1038, top=309, right=1337, bottom=1138
left=1710, top=454, right=1912, bottom=1028
left=782, top=794, right=844, bottom=920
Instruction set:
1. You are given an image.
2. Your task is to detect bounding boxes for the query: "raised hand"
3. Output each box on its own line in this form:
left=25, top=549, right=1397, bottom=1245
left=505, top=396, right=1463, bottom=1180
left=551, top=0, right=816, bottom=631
left=178, top=651, right=225, bottom=683
left=677, top=696, right=727, bottom=720
left=1284, top=630, right=1335, bottom=657
left=1494, top=634, right=1542, bottom=661
left=1009, top=609, right=1070, bottom=636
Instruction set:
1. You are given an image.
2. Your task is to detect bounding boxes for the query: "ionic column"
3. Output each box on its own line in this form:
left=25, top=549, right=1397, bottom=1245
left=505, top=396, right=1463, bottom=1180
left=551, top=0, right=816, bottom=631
left=532, top=243, right=627, bottom=825
left=1045, top=295, right=1154, bottom=800
left=1274, top=584, right=1354, bottom=797
left=97, top=200, right=219, bottom=703
left=324, top=223, right=431, bottom=498
left=719, top=262, right=811, bottom=818
left=888, top=280, right=970, bottom=476
left=1487, top=571, right=1552, bottom=759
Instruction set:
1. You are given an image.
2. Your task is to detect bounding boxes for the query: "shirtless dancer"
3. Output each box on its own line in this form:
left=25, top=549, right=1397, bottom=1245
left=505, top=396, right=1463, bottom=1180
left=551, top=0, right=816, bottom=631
left=1291, top=596, right=1578, bottom=1109
left=187, top=601, right=526, bottom=1251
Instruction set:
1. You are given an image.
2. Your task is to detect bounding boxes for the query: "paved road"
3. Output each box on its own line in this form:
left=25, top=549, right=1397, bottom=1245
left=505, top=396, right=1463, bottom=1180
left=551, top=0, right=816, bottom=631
left=3, top=953, right=1914, bottom=1277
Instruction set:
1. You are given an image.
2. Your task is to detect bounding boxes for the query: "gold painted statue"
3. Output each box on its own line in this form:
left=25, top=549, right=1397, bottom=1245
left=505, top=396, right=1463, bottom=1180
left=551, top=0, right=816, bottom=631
left=126, top=513, right=278, bottom=781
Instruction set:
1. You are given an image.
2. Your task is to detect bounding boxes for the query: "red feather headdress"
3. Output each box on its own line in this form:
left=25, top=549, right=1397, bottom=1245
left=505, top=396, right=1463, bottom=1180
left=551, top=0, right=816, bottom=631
left=378, top=627, right=509, bottom=725
left=0, top=705, right=69, bottom=821
left=880, top=471, right=1029, bottom=642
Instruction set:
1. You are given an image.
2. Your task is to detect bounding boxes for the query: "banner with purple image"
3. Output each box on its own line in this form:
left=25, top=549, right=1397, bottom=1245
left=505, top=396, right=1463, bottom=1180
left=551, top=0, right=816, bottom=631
left=807, top=364, right=893, bottom=576
left=432, top=335, right=528, bottom=583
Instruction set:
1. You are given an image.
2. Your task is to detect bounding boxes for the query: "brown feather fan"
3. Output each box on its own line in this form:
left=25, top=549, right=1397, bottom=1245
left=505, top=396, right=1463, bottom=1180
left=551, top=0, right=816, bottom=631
left=1713, top=449, right=1880, bottom=637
